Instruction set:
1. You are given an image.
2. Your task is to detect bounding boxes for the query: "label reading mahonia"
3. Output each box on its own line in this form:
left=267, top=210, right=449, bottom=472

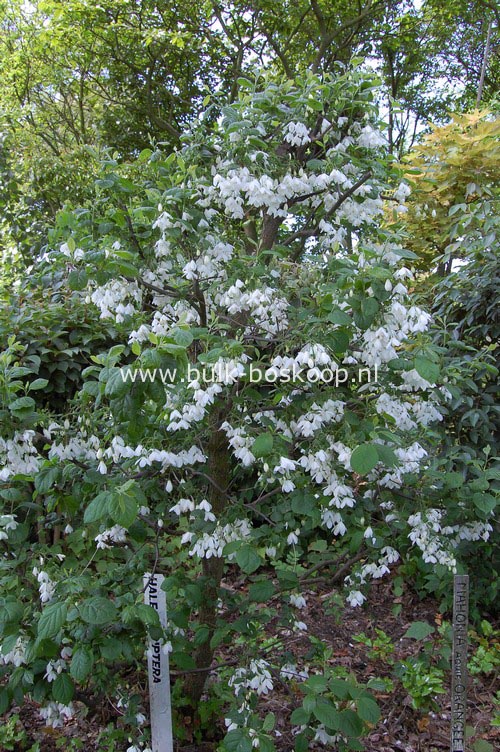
left=144, top=573, right=173, bottom=752
left=450, top=575, right=469, bottom=752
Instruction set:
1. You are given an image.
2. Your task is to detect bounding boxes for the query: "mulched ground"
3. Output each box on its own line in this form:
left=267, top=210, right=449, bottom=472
left=2, top=575, right=498, bottom=752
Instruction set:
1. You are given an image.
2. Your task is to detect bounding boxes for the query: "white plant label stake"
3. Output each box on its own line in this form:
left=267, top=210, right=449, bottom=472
left=450, top=574, right=469, bottom=752
left=144, top=573, right=174, bottom=752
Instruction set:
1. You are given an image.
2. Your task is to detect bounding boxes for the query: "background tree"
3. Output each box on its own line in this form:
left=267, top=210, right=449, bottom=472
left=0, top=0, right=227, bottom=256
left=401, top=110, right=500, bottom=273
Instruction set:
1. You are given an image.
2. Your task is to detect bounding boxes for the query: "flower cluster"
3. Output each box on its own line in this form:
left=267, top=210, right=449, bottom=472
left=357, top=124, right=386, bottom=149
left=182, top=241, right=234, bottom=281
left=0, top=431, right=40, bottom=480
left=90, top=279, right=142, bottom=323
left=229, top=659, right=274, bottom=697
left=0, top=636, right=28, bottom=667
left=46, top=425, right=206, bottom=476
left=407, top=510, right=493, bottom=571
left=0, top=514, right=18, bottom=541
left=345, top=547, right=400, bottom=606
left=38, top=702, right=75, bottom=728
left=95, top=524, right=127, bottom=549
left=183, top=519, right=252, bottom=559
left=221, top=421, right=256, bottom=467
left=359, top=301, right=432, bottom=368
left=284, top=121, right=311, bottom=146
left=205, top=160, right=352, bottom=220
left=44, top=646, right=71, bottom=681
left=377, top=442, right=428, bottom=489
left=33, top=566, right=56, bottom=604
left=376, top=393, right=442, bottom=431
left=218, top=281, right=289, bottom=336
left=170, top=497, right=216, bottom=523
left=290, top=399, right=345, bottom=438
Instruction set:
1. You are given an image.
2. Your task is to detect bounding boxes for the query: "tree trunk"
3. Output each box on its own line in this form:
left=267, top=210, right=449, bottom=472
left=476, top=21, right=493, bottom=108
left=181, top=404, right=232, bottom=712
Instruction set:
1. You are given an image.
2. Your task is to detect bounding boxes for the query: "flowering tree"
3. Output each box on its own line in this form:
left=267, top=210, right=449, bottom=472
left=0, top=71, right=493, bottom=750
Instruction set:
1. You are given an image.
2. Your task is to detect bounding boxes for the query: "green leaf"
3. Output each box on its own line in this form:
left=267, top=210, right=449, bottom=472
left=172, top=328, right=194, bottom=347
left=375, top=444, right=398, bottom=467
left=473, top=741, right=494, bottom=752
left=170, top=651, right=196, bottom=670
left=338, top=709, right=363, bottom=737
left=367, top=677, right=391, bottom=691
left=133, top=604, right=161, bottom=627
left=414, top=357, right=440, bottom=384
left=0, top=487, right=23, bottom=502
left=79, top=597, right=117, bottom=625
left=305, top=675, right=328, bottom=693
left=313, top=699, right=340, bottom=729
left=38, top=603, right=67, bottom=640
left=248, top=580, right=275, bottom=602
left=1, top=635, right=21, bottom=657
left=29, top=378, right=49, bottom=391
left=70, top=647, right=93, bottom=682
left=83, top=491, right=111, bottom=524
left=9, top=366, right=33, bottom=378
left=309, top=539, right=327, bottom=552
left=197, top=347, right=225, bottom=364
left=263, top=712, right=275, bottom=732
left=0, top=599, right=24, bottom=625
left=82, top=380, right=99, bottom=397
left=328, top=678, right=351, bottom=699
left=327, top=328, right=350, bottom=353
left=9, top=396, right=36, bottom=416
left=193, top=626, right=210, bottom=646
left=443, top=472, right=465, bottom=489
left=449, top=203, right=466, bottom=216
left=403, top=621, right=435, bottom=640
left=52, top=673, right=74, bottom=704
left=0, top=688, right=9, bottom=715
left=104, top=367, right=130, bottom=398
left=290, top=706, right=311, bottom=725
left=34, top=465, right=61, bottom=494
left=472, top=492, right=497, bottom=516
left=108, top=491, right=138, bottom=528
left=252, top=433, right=274, bottom=458
left=68, top=269, right=88, bottom=290
left=357, top=696, right=380, bottom=724
left=235, top=545, right=262, bottom=574
left=294, top=734, right=309, bottom=752
left=291, top=491, right=314, bottom=515
left=361, top=297, right=379, bottom=321
left=224, top=730, right=253, bottom=752
left=100, top=639, right=122, bottom=661
left=303, top=694, right=317, bottom=713
left=350, top=444, right=379, bottom=475
left=327, top=309, right=351, bottom=325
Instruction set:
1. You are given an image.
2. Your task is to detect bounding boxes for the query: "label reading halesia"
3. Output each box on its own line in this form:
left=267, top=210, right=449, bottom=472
left=450, top=575, right=469, bottom=752
left=144, top=573, right=173, bottom=752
